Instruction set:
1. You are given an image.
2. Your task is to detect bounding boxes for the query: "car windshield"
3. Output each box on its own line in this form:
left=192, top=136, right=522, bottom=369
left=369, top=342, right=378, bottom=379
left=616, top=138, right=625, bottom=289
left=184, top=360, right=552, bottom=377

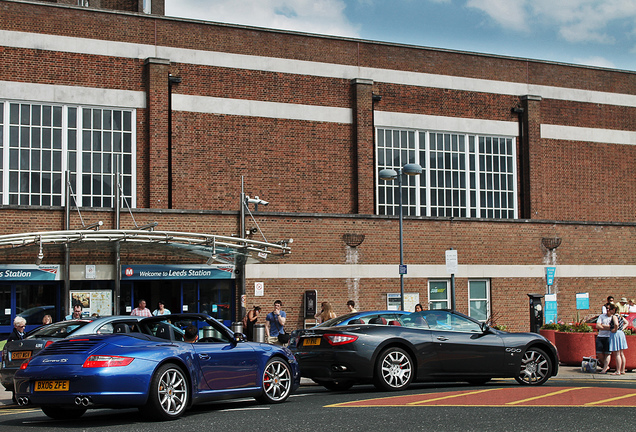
left=26, top=320, right=93, bottom=339
left=317, top=313, right=358, bottom=327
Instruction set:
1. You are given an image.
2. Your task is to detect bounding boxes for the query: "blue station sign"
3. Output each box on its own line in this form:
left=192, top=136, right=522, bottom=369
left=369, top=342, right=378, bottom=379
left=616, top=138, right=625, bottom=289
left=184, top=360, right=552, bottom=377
left=121, top=264, right=235, bottom=280
left=0, top=265, right=61, bottom=281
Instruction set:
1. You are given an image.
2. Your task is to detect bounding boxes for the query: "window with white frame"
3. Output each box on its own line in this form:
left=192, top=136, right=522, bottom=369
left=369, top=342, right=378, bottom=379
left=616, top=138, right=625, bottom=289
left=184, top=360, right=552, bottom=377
left=468, top=279, right=490, bottom=321
left=428, top=280, right=450, bottom=310
left=376, top=128, right=517, bottom=219
left=1, top=101, right=135, bottom=208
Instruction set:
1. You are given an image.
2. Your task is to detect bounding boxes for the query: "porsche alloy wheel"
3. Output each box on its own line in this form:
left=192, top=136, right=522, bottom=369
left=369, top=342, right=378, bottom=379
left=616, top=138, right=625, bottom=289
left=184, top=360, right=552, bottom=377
left=256, top=358, right=292, bottom=404
left=141, top=364, right=189, bottom=420
left=374, top=347, right=414, bottom=391
left=515, top=347, right=552, bottom=386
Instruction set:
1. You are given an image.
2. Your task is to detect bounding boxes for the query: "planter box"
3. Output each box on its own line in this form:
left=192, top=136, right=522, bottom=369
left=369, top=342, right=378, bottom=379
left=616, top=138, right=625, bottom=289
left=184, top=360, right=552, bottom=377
left=554, top=331, right=596, bottom=366
left=539, top=329, right=557, bottom=346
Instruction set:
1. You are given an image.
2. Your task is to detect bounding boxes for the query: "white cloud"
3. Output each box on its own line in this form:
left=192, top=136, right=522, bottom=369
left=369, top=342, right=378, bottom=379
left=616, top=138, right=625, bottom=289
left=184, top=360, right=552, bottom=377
left=164, top=0, right=361, bottom=38
left=465, top=0, right=530, bottom=31
left=466, top=0, right=636, bottom=44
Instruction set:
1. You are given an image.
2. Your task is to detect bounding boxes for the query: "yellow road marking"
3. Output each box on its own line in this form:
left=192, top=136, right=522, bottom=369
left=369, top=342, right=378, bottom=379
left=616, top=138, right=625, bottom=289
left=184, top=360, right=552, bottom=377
left=408, top=388, right=504, bottom=405
left=505, top=387, right=588, bottom=405
left=585, top=392, right=636, bottom=406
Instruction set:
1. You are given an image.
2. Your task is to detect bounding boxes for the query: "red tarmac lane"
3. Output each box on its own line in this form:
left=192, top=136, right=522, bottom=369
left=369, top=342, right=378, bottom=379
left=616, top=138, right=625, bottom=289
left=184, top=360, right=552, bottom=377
left=327, top=386, right=636, bottom=408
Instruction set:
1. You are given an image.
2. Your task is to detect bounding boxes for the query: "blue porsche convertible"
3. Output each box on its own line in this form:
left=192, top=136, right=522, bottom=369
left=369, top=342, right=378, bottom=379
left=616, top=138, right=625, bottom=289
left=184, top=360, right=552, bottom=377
left=13, top=313, right=300, bottom=421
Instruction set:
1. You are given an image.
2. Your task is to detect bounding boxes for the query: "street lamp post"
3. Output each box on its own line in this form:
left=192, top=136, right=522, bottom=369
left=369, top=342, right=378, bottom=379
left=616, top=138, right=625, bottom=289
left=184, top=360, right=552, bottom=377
left=379, top=163, right=422, bottom=311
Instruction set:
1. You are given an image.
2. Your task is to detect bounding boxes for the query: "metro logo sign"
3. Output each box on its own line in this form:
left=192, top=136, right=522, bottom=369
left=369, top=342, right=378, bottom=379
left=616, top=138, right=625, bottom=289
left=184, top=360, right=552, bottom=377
left=125, top=268, right=134, bottom=277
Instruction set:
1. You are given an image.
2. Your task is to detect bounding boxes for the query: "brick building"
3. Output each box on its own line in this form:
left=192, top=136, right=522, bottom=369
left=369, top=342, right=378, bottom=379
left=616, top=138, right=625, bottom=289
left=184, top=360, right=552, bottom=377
left=0, top=0, right=635, bottom=334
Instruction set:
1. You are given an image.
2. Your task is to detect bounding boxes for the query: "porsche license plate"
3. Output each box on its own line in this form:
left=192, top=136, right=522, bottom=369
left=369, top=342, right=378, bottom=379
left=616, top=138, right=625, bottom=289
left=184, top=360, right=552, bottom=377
left=35, top=380, right=69, bottom=391
left=302, top=337, right=321, bottom=346
left=11, top=351, right=31, bottom=361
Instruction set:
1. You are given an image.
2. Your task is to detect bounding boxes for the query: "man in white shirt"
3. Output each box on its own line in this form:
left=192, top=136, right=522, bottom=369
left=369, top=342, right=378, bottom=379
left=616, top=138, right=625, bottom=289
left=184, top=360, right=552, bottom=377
left=596, top=308, right=612, bottom=373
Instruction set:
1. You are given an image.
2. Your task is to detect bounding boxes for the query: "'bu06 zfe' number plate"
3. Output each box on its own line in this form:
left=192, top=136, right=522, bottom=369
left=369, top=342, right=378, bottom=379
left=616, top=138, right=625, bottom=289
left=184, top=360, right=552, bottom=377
left=35, top=380, right=69, bottom=391
left=302, top=338, right=321, bottom=346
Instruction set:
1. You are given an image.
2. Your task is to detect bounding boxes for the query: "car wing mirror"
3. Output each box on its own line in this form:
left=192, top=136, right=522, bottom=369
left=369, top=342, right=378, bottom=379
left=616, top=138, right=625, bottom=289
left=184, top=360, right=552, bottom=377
left=233, top=332, right=245, bottom=343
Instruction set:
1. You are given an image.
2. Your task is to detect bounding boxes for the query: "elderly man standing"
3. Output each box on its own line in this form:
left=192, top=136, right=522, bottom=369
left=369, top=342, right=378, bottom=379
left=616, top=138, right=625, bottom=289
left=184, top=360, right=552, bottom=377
left=7, top=317, right=27, bottom=342
left=131, top=299, right=152, bottom=317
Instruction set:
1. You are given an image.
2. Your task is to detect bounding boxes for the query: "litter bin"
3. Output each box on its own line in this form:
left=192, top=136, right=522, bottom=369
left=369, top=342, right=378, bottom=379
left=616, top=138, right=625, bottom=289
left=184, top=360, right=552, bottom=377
left=253, top=323, right=266, bottom=343
left=231, top=322, right=244, bottom=335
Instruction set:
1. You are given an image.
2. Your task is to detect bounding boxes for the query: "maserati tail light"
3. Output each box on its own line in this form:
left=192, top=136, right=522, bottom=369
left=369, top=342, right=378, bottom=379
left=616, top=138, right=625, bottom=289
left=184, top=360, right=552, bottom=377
left=83, top=355, right=134, bottom=368
left=324, top=334, right=358, bottom=346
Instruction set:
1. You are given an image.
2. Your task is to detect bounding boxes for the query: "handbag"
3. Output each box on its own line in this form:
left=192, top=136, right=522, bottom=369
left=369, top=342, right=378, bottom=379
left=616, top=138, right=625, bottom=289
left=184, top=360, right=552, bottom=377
left=278, top=332, right=290, bottom=344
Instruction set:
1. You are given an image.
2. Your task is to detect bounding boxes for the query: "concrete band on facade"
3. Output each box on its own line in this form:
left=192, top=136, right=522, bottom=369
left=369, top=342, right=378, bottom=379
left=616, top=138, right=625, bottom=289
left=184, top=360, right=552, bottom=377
left=0, top=0, right=635, bottom=333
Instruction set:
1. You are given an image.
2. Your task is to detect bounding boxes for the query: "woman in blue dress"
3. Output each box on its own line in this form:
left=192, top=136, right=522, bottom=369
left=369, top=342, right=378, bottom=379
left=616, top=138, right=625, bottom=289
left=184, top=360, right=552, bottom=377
left=608, top=303, right=628, bottom=375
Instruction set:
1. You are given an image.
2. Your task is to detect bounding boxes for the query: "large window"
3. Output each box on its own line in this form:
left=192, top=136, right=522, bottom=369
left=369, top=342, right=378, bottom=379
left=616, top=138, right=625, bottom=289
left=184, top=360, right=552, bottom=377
left=376, top=128, right=517, bottom=219
left=1, top=101, right=135, bottom=207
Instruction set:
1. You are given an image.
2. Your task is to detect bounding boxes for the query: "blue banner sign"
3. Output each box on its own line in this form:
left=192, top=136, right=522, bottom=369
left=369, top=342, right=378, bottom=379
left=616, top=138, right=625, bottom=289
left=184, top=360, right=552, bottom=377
left=0, top=265, right=61, bottom=281
left=122, top=264, right=235, bottom=280
left=546, top=267, right=556, bottom=286
left=544, top=293, right=558, bottom=324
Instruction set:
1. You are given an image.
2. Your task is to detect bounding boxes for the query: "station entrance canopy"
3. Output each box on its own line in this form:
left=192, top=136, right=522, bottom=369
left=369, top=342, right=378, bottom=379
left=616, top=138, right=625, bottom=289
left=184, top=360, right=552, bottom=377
left=0, top=229, right=291, bottom=264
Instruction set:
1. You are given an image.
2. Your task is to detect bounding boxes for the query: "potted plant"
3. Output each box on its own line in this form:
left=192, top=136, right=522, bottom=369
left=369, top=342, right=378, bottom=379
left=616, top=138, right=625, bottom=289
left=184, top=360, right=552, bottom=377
left=554, top=320, right=596, bottom=366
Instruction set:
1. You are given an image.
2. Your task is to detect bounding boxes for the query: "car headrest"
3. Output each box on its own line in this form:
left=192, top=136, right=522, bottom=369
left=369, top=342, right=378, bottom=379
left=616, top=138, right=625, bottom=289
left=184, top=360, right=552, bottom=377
left=369, top=317, right=387, bottom=325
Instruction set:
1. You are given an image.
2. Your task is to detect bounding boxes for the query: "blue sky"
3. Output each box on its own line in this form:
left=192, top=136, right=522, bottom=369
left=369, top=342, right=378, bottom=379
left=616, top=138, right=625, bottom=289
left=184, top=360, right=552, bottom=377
left=164, top=0, right=636, bottom=72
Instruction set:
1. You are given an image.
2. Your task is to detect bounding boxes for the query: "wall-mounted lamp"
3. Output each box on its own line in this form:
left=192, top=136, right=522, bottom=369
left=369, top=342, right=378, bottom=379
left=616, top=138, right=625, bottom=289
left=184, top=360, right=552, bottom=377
left=83, top=220, right=103, bottom=231
left=372, top=93, right=382, bottom=102
left=246, top=227, right=258, bottom=236
left=35, top=237, right=43, bottom=265
left=512, top=106, right=524, bottom=114
left=276, top=238, right=293, bottom=248
left=206, top=238, right=217, bottom=266
left=137, top=222, right=158, bottom=231
left=168, top=74, right=182, bottom=85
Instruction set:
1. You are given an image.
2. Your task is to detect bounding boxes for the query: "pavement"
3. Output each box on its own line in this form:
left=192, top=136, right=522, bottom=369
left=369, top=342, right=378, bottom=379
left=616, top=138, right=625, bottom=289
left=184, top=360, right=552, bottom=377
left=1, top=365, right=634, bottom=407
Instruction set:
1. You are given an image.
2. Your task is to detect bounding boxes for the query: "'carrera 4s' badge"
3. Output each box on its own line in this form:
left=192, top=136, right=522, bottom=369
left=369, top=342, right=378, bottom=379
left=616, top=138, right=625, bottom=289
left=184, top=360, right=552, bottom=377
left=42, top=358, right=68, bottom=363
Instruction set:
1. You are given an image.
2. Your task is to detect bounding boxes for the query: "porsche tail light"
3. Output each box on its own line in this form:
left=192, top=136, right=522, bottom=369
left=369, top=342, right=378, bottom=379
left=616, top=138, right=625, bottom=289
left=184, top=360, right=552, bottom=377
left=83, top=355, right=134, bottom=368
left=324, top=334, right=358, bottom=346
left=19, top=359, right=30, bottom=370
